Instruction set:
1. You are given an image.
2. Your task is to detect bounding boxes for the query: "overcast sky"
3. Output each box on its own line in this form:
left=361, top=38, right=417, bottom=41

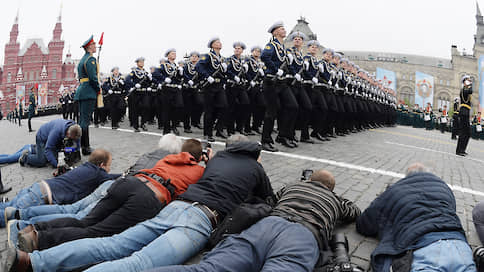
left=0, top=0, right=480, bottom=74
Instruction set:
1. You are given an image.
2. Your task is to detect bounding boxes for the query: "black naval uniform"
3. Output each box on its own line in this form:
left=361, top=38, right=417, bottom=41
left=182, top=61, right=203, bottom=131
left=196, top=49, right=228, bottom=140
left=245, top=55, right=265, bottom=134
left=60, top=94, right=67, bottom=119
left=225, top=54, right=250, bottom=135
left=153, top=61, right=184, bottom=135
left=451, top=100, right=459, bottom=140
left=456, top=85, right=473, bottom=155
left=260, top=37, right=299, bottom=151
left=125, top=67, right=152, bottom=131
left=102, top=74, right=127, bottom=129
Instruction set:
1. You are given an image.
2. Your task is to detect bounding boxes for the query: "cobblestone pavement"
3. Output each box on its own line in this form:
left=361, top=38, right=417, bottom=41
left=1, top=115, right=484, bottom=270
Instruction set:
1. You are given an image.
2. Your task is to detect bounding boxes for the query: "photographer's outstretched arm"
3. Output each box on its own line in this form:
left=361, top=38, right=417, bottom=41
left=339, top=198, right=361, bottom=223
left=355, top=198, right=380, bottom=237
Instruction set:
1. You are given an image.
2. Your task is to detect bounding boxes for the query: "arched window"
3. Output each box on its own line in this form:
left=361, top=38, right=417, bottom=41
left=7, top=72, right=11, bottom=83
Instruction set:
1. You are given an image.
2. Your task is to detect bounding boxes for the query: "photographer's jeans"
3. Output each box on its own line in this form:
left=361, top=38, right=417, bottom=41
left=144, top=216, right=319, bottom=272
left=411, top=239, right=476, bottom=271
left=0, top=182, right=53, bottom=227
left=26, top=138, right=47, bottom=167
left=0, top=144, right=31, bottom=164
left=29, top=200, right=212, bottom=272
left=16, top=180, right=114, bottom=230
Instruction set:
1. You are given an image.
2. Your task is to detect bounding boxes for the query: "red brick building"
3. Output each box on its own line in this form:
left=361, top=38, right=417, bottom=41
left=0, top=11, right=77, bottom=115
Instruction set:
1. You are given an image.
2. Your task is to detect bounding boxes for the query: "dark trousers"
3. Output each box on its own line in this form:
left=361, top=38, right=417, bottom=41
left=28, top=111, right=34, bottom=131
left=293, top=84, right=312, bottom=139
left=457, top=112, right=471, bottom=153
left=182, top=89, right=194, bottom=129
left=203, top=83, right=227, bottom=137
left=145, top=216, right=319, bottom=272
left=78, top=99, right=96, bottom=129
left=248, top=87, right=265, bottom=130
left=109, top=95, right=125, bottom=128
left=452, top=115, right=459, bottom=139
left=35, top=176, right=164, bottom=250
left=308, top=86, right=328, bottom=136
left=261, top=79, right=298, bottom=143
left=161, top=87, right=183, bottom=133
left=226, top=85, right=250, bottom=134
left=61, top=105, right=68, bottom=119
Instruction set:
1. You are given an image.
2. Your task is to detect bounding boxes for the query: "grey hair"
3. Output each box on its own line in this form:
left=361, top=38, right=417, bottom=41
left=158, top=133, right=183, bottom=153
left=226, top=134, right=250, bottom=146
left=406, top=163, right=428, bottom=176
left=68, top=124, right=82, bottom=138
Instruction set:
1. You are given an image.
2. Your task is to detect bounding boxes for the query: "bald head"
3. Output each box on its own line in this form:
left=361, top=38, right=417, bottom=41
left=310, top=169, right=335, bottom=191
left=406, top=163, right=427, bottom=176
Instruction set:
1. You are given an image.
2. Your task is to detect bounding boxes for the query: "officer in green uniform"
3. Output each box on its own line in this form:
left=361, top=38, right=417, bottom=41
left=27, top=85, right=37, bottom=132
left=74, top=35, right=98, bottom=155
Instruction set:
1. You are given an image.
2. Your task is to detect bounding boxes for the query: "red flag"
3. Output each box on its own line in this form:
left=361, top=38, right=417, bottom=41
left=98, top=32, right=104, bottom=46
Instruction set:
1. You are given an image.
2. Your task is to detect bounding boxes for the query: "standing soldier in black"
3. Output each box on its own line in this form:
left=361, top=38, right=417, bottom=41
left=245, top=46, right=265, bottom=134
left=102, top=67, right=126, bottom=129
left=67, top=89, right=74, bottom=120
left=27, top=85, right=37, bottom=132
left=456, top=75, right=473, bottom=156
left=59, top=91, right=67, bottom=119
left=196, top=37, right=229, bottom=142
left=451, top=97, right=460, bottom=140
left=260, top=21, right=299, bottom=152
left=152, top=48, right=183, bottom=135
left=225, top=41, right=250, bottom=136
left=125, top=57, right=152, bottom=132
left=182, top=51, right=202, bottom=132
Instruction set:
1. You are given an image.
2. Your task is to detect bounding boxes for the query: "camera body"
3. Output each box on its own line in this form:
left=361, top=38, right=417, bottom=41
left=316, top=231, right=363, bottom=272
left=201, top=141, right=212, bottom=158
left=61, top=138, right=81, bottom=166
left=301, top=169, right=314, bottom=181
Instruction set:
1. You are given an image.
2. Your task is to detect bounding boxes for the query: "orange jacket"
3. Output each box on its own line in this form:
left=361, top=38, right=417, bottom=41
left=136, top=152, right=204, bottom=203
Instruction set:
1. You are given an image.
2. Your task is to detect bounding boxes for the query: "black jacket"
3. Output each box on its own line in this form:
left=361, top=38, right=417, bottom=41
left=126, top=149, right=173, bottom=175
left=180, top=141, right=274, bottom=218
left=356, top=172, right=464, bottom=271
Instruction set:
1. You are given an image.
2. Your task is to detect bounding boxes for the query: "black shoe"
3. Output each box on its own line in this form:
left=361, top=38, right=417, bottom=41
left=252, top=128, right=261, bottom=134
left=184, top=128, right=193, bottom=133
left=313, top=133, right=326, bottom=142
left=237, top=130, right=249, bottom=136
left=28, top=130, right=35, bottom=133
left=300, top=138, right=315, bottom=144
left=82, top=147, right=93, bottom=156
left=157, top=126, right=163, bottom=130
left=134, top=128, right=140, bottom=133
left=262, top=142, right=278, bottom=152
left=245, top=130, right=256, bottom=136
left=141, top=125, right=148, bottom=131
left=18, top=150, right=29, bottom=167
left=456, top=152, right=466, bottom=156
left=204, top=135, right=215, bottom=142
left=94, top=124, right=99, bottom=128
left=172, top=128, right=180, bottom=136
left=0, top=169, right=12, bottom=194
left=112, top=127, right=118, bottom=130
left=216, top=130, right=228, bottom=139
left=280, top=137, right=296, bottom=148
left=193, top=124, right=203, bottom=129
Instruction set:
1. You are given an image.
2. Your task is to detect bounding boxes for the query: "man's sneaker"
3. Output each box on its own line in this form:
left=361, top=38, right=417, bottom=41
left=4, top=207, right=17, bottom=224
left=6, top=219, right=19, bottom=248
left=18, top=150, right=29, bottom=167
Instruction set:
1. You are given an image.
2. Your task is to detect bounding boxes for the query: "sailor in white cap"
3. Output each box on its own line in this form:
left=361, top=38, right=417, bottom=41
left=102, top=66, right=126, bottom=129
left=125, top=56, right=152, bottom=132
left=181, top=51, right=203, bottom=132
left=456, top=74, right=473, bottom=155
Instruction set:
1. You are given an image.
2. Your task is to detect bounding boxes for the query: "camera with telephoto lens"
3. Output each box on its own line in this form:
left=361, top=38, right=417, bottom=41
left=62, top=138, right=81, bottom=166
left=201, top=141, right=212, bottom=159
left=323, top=231, right=363, bottom=272
left=301, top=169, right=314, bottom=181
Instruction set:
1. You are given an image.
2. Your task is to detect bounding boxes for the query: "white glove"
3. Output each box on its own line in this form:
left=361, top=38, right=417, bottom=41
left=158, top=83, right=162, bottom=89
left=147, top=87, right=152, bottom=91
left=108, top=89, right=113, bottom=94
left=250, top=81, right=256, bottom=87
left=152, top=88, right=157, bottom=92
left=178, top=67, right=184, bottom=75
left=135, top=83, right=141, bottom=89
left=188, top=80, right=194, bottom=86
left=304, top=61, right=310, bottom=70
left=178, top=85, right=182, bottom=90
left=119, top=79, right=124, bottom=85
left=258, top=68, right=265, bottom=76
left=318, top=63, right=324, bottom=73
left=295, top=74, right=302, bottom=81
left=312, top=77, right=318, bottom=84
left=276, top=69, right=284, bottom=77
left=164, top=77, right=172, bottom=84
left=287, top=53, right=294, bottom=64
left=221, top=63, right=228, bottom=72
left=243, top=63, right=249, bottom=72
left=234, top=76, right=240, bottom=83
left=147, top=73, right=152, bottom=80
left=207, top=76, right=215, bottom=84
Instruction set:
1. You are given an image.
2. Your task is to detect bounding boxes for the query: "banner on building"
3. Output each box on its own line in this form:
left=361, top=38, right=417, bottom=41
left=38, top=83, right=48, bottom=106
left=414, top=71, right=434, bottom=107
left=478, top=55, right=484, bottom=114
left=15, top=85, right=25, bottom=108
left=376, top=67, right=396, bottom=91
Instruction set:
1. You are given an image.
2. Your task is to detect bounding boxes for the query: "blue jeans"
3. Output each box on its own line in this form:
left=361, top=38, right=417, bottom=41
left=30, top=200, right=212, bottom=272
left=16, top=180, right=114, bottom=230
left=0, top=183, right=51, bottom=227
left=26, top=136, right=48, bottom=167
left=146, top=216, right=320, bottom=272
left=411, top=239, right=476, bottom=271
left=0, top=144, right=31, bottom=164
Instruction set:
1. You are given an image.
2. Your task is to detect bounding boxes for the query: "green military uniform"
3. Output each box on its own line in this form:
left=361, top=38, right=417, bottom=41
left=28, top=91, right=36, bottom=132
left=75, top=35, right=98, bottom=155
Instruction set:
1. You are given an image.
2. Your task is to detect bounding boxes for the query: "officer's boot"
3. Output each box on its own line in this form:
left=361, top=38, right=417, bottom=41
left=81, top=128, right=93, bottom=156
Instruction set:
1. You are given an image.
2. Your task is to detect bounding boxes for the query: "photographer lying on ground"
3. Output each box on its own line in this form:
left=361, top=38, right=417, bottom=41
left=0, top=149, right=118, bottom=228
left=356, top=163, right=476, bottom=271
left=5, top=133, right=183, bottom=247
left=146, top=169, right=361, bottom=272
left=15, top=138, right=207, bottom=252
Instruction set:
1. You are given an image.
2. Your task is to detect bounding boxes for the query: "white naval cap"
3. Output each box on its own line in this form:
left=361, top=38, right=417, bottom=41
left=233, top=41, right=246, bottom=49
left=251, top=45, right=262, bottom=52
left=207, top=37, right=221, bottom=48
left=189, top=51, right=200, bottom=57
left=307, top=40, right=320, bottom=47
left=165, top=48, right=176, bottom=57
left=135, top=57, right=145, bottom=63
left=268, top=21, right=284, bottom=33
left=287, top=31, right=307, bottom=41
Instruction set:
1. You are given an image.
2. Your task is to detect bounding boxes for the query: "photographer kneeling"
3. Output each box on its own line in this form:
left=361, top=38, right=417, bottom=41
left=147, top=169, right=361, bottom=272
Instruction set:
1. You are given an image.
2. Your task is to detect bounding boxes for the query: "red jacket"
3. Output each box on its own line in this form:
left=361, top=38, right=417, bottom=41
left=136, top=152, right=204, bottom=203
